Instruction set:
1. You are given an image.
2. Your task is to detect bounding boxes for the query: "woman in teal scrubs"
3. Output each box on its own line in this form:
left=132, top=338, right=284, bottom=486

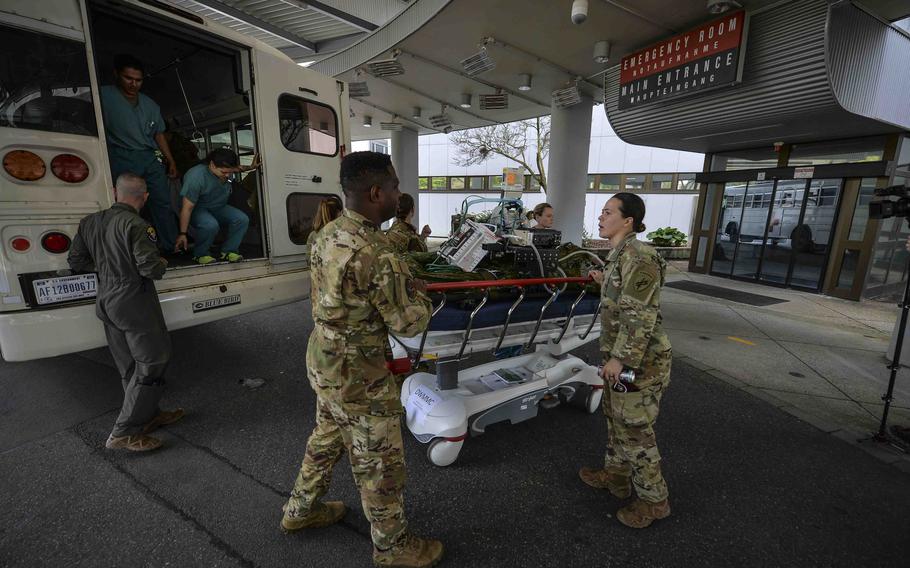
left=174, top=148, right=251, bottom=264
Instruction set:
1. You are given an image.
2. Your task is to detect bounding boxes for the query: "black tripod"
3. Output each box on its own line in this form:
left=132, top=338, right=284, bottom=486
left=874, top=243, right=910, bottom=450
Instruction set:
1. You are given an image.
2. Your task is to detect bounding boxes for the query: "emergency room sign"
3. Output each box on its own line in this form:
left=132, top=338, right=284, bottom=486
left=618, top=10, right=747, bottom=110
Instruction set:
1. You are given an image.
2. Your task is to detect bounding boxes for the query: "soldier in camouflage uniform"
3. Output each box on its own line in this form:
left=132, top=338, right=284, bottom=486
left=386, top=193, right=430, bottom=254
left=281, top=152, right=444, bottom=568
left=578, top=193, right=673, bottom=529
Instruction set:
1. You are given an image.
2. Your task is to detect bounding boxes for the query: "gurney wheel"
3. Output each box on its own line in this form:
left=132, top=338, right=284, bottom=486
left=585, top=389, right=603, bottom=414
left=427, top=438, right=463, bottom=467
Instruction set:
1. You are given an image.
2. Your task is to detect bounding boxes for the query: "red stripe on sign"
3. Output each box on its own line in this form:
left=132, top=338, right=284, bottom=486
left=620, top=10, right=745, bottom=85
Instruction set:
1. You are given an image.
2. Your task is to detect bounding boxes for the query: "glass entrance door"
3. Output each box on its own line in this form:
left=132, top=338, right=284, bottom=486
left=710, top=178, right=843, bottom=291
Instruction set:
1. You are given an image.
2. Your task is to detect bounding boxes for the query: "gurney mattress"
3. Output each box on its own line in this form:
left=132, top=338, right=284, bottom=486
left=428, top=293, right=599, bottom=331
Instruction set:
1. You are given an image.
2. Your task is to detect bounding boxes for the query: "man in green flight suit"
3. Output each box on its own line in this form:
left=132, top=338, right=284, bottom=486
left=100, top=54, right=179, bottom=253
left=68, top=173, right=184, bottom=452
left=280, top=152, right=444, bottom=568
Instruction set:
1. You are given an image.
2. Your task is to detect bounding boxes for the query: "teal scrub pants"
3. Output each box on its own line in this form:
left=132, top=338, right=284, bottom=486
left=108, top=147, right=177, bottom=251
left=190, top=205, right=249, bottom=258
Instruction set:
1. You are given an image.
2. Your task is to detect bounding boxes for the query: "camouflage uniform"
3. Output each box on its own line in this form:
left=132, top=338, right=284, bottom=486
left=386, top=219, right=428, bottom=254
left=285, top=209, right=431, bottom=550
left=599, top=233, right=672, bottom=503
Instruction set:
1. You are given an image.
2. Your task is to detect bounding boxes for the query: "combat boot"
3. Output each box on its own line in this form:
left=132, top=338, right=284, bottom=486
left=578, top=466, right=632, bottom=498
left=105, top=433, right=162, bottom=452
left=616, top=498, right=671, bottom=529
left=142, top=408, right=186, bottom=434
left=280, top=501, right=346, bottom=533
left=373, top=533, right=444, bottom=568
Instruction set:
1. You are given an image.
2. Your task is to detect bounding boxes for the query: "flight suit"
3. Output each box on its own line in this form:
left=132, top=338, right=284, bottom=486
left=284, top=209, right=431, bottom=550
left=68, top=202, right=171, bottom=437
left=385, top=219, right=428, bottom=254
left=599, top=233, right=672, bottom=503
left=100, top=85, right=177, bottom=251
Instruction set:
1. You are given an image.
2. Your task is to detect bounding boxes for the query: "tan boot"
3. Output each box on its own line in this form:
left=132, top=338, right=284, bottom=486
left=616, top=498, right=671, bottom=529
left=373, top=534, right=444, bottom=568
left=578, top=466, right=632, bottom=498
left=280, top=501, right=346, bottom=533
left=105, top=434, right=162, bottom=452
left=142, top=408, right=186, bottom=434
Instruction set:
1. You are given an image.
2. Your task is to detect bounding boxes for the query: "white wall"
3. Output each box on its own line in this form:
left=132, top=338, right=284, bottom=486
left=357, top=106, right=704, bottom=242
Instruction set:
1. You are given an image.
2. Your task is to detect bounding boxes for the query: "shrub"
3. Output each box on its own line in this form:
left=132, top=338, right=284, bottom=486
left=646, top=227, right=688, bottom=247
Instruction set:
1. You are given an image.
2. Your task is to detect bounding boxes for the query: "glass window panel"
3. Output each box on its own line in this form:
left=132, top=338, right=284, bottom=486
left=847, top=178, right=876, bottom=241
left=286, top=193, right=337, bottom=246
left=418, top=177, right=429, bottom=190
left=759, top=180, right=807, bottom=285
left=468, top=176, right=485, bottom=189
left=624, top=175, right=646, bottom=191
left=886, top=244, right=909, bottom=286
left=278, top=95, right=338, bottom=156
left=837, top=249, right=860, bottom=289
left=711, top=148, right=779, bottom=171
left=0, top=26, right=97, bottom=136
left=701, top=183, right=722, bottom=231
left=867, top=246, right=891, bottom=288
left=789, top=179, right=841, bottom=289
left=732, top=181, right=775, bottom=279
left=431, top=177, right=446, bottom=190
left=490, top=175, right=503, bottom=188
left=587, top=175, right=597, bottom=190
left=652, top=174, right=673, bottom=190
left=898, top=136, right=910, bottom=167
left=450, top=177, right=465, bottom=190
left=711, top=182, right=748, bottom=276
left=599, top=174, right=621, bottom=191
left=677, top=175, right=697, bottom=191
left=788, top=136, right=886, bottom=166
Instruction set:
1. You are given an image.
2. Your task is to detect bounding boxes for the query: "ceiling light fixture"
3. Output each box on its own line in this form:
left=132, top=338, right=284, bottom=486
left=518, top=73, right=532, bottom=91
left=706, top=0, right=741, bottom=14
left=460, top=93, right=473, bottom=109
left=593, top=40, right=611, bottom=64
left=461, top=46, right=495, bottom=76
left=412, top=106, right=422, bottom=119
left=363, top=115, right=372, bottom=128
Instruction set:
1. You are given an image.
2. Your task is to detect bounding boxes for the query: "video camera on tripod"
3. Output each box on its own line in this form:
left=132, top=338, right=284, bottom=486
left=869, top=185, right=910, bottom=219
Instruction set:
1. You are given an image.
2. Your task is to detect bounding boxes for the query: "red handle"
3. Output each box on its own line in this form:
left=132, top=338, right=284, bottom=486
left=425, top=276, right=592, bottom=292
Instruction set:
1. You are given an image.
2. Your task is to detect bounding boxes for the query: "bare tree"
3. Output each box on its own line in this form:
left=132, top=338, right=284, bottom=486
left=450, top=116, right=550, bottom=192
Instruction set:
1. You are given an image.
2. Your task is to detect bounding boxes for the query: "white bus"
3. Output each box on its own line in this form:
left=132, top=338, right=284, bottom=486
left=0, top=0, right=350, bottom=361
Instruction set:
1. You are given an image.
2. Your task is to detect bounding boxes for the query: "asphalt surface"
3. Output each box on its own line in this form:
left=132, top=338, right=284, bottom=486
left=2, top=300, right=910, bottom=567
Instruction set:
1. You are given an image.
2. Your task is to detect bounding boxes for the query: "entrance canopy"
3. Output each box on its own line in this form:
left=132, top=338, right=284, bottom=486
left=167, top=0, right=910, bottom=142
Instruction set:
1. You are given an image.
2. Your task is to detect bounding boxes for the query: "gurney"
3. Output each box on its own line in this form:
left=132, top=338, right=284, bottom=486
left=392, top=277, right=605, bottom=467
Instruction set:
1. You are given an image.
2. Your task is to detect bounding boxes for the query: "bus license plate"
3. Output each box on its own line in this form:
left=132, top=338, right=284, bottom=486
left=32, top=274, right=97, bottom=305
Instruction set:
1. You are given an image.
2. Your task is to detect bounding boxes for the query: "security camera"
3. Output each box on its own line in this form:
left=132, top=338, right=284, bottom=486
left=443, top=126, right=453, bottom=134
left=571, top=0, right=588, bottom=25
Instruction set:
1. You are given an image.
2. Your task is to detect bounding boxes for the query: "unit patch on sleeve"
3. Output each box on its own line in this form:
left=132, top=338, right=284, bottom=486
left=146, top=226, right=158, bottom=243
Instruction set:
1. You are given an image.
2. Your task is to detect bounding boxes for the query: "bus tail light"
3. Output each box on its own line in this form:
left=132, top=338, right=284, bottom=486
left=51, top=154, right=90, bottom=183
left=10, top=237, right=31, bottom=252
left=41, top=232, right=71, bottom=254
left=3, top=150, right=46, bottom=181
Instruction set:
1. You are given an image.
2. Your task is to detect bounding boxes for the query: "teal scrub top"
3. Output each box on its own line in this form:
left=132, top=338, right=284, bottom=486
left=100, top=85, right=165, bottom=151
left=180, top=163, right=231, bottom=210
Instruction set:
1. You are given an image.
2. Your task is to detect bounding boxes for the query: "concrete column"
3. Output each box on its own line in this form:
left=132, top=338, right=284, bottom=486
left=547, top=97, right=593, bottom=245
left=391, top=127, right=420, bottom=223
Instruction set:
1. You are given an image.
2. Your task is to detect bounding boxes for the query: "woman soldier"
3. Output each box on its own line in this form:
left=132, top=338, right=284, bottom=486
left=386, top=193, right=431, bottom=253
left=579, top=192, right=673, bottom=529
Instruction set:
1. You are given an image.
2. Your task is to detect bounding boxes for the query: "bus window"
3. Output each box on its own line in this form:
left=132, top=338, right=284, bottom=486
left=277, top=95, right=338, bottom=156
left=0, top=26, right=97, bottom=136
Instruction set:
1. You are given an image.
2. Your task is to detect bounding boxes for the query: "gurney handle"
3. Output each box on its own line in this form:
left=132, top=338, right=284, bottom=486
left=426, top=276, right=592, bottom=291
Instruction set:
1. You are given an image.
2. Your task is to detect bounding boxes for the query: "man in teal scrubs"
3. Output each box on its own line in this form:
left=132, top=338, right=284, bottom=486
left=100, top=54, right=179, bottom=253
left=175, top=148, right=250, bottom=264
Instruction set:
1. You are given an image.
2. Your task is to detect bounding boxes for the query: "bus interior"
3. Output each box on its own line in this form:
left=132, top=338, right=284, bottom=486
left=88, top=1, right=265, bottom=268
